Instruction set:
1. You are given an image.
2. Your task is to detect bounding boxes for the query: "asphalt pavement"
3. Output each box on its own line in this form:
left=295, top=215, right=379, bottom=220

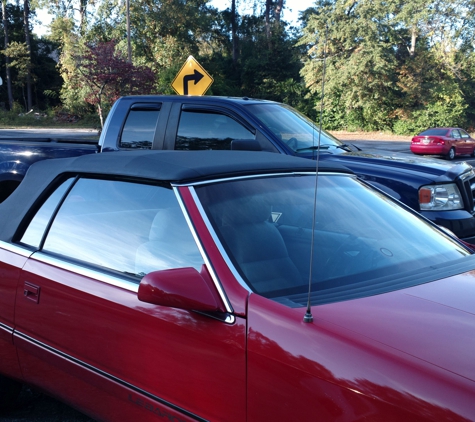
left=350, top=139, right=475, bottom=166
left=0, top=386, right=94, bottom=421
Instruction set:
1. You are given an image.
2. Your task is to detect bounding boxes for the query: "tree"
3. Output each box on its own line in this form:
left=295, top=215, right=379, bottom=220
left=298, top=0, right=474, bottom=132
left=23, top=0, right=33, bottom=110
left=71, top=40, right=155, bottom=127
left=1, top=0, right=14, bottom=110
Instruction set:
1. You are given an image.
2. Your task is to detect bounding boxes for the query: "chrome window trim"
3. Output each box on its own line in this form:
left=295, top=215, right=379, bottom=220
left=172, top=171, right=346, bottom=187
left=181, top=173, right=353, bottom=293
left=0, top=322, right=13, bottom=336
left=31, top=252, right=139, bottom=293
left=174, top=187, right=235, bottom=315
left=14, top=331, right=208, bottom=422
left=187, top=187, right=252, bottom=293
left=0, top=241, right=34, bottom=258
left=30, top=251, right=236, bottom=324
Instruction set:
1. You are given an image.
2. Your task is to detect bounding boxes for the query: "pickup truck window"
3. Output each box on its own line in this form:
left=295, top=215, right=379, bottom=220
left=176, top=110, right=254, bottom=150
left=119, top=108, right=160, bottom=149
left=246, top=103, right=341, bottom=153
left=24, top=178, right=203, bottom=279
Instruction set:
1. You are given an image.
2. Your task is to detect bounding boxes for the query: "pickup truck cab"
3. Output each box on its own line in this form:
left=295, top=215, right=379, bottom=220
left=98, top=95, right=475, bottom=243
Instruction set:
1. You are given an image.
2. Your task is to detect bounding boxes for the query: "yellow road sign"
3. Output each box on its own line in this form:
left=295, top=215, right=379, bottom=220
left=171, top=56, right=214, bottom=96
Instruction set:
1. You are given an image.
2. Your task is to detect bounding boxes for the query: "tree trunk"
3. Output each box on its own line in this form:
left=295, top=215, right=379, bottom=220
left=410, top=26, right=417, bottom=56
left=2, top=1, right=14, bottom=110
left=79, top=0, right=88, bottom=36
left=231, top=0, right=238, bottom=64
left=274, top=0, right=283, bottom=24
left=265, top=0, right=272, bottom=50
left=126, top=0, right=131, bottom=62
left=23, top=0, right=33, bottom=111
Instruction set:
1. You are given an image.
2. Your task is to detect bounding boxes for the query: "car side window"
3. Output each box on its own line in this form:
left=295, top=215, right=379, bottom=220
left=20, top=178, right=75, bottom=248
left=460, top=130, right=470, bottom=139
left=452, top=130, right=461, bottom=139
left=176, top=110, right=255, bottom=150
left=26, top=178, right=204, bottom=280
left=119, top=107, right=160, bottom=149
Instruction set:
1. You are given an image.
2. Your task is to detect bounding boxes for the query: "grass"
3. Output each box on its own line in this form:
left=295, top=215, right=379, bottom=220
left=0, top=110, right=101, bottom=130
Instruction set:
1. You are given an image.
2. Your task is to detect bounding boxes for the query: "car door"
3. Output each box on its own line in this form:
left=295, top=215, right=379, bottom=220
left=459, top=129, right=475, bottom=154
left=451, top=129, right=466, bottom=153
left=13, top=176, right=246, bottom=422
left=0, top=243, right=28, bottom=380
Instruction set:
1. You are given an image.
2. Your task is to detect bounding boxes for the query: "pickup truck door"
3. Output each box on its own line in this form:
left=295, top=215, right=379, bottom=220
left=12, top=177, right=246, bottom=422
left=164, top=102, right=259, bottom=150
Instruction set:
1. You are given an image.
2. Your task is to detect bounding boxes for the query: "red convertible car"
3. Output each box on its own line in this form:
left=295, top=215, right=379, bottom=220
left=0, top=151, right=475, bottom=421
left=410, top=127, right=475, bottom=159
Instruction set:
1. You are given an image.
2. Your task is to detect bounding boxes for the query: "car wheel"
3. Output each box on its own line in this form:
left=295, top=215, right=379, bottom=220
left=471, top=148, right=475, bottom=158
left=447, top=147, right=455, bottom=160
left=0, top=375, right=22, bottom=410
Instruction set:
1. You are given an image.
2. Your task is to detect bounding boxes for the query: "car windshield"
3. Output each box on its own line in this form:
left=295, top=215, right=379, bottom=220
left=195, top=174, right=473, bottom=307
left=418, top=129, right=449, bottom=136
left=245, top=103, right=346, bottom=153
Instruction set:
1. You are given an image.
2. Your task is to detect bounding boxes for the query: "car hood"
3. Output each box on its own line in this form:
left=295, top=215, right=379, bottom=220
left=304, top=148, right=473, bottom=181
left=316, top=271, right=475, bottom=381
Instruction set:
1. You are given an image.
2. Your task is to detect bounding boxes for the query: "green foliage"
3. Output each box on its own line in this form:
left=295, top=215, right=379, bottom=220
left=299, top=0, right=475, bottom=132
left=3, top=41, right=30, bottom=85
left=6, top=0, right=474, bottom=133
left=0, top=108, right=100, bottom=128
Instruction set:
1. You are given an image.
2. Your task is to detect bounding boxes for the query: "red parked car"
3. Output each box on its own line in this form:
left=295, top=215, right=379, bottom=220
left=410, top=127, right=475, bottom=159
left=1, top=150, right=475, bottom=421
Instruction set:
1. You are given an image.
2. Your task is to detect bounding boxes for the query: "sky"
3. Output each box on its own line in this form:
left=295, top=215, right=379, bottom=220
left=33, top=0, right=315, bottom=37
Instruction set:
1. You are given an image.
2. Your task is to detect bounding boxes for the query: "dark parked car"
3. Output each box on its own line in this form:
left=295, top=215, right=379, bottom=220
left=1, top=151, right=475, bottom=421
left=410, top=127, right=475, bottom=159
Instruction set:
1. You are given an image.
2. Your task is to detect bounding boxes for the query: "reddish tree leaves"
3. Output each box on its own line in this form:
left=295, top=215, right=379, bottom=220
left=77, top=40, right=156, bottom=126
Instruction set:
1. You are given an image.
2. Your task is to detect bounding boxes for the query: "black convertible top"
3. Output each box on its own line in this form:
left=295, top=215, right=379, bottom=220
left=0, top=150, right=352, bottom=242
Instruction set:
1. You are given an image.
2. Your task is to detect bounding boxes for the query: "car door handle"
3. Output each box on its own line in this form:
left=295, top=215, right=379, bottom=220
left=24, top=282, right=40, bottom=304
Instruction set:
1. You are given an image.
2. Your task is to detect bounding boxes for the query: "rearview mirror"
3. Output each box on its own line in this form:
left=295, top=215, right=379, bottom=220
left=138, top=266, right=224, bottom=312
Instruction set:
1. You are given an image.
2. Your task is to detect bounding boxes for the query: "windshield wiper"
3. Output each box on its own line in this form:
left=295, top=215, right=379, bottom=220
left=336, top=143, right=354, bottom=152
left=296, top=144, right=350, bottom=152
left=296, top=145, right=330, bottom=152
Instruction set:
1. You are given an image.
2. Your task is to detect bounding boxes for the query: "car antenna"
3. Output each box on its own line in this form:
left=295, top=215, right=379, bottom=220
left=304, top=24, right=328, bottom=323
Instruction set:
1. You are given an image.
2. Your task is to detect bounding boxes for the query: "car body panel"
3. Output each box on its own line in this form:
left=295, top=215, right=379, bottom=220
left=13, top=254, right=247, bottom=422
left=247, top=292, right=475, bottom=421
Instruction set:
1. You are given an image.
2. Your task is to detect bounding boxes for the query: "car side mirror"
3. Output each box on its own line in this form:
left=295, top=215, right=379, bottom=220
left=138, top=266, right=225, bottom=312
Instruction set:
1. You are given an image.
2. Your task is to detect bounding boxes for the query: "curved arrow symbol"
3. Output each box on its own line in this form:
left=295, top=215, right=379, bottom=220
left=183, top=69, right=204, bottom=95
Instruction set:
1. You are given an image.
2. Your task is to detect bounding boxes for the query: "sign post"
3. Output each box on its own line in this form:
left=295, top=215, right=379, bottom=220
left=171, top=56, right=213, bottom=96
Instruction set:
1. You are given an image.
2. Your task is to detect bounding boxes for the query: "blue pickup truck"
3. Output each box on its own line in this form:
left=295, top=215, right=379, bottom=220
left=0, top=137, right=97, bottom=202
left=2, top=95, right=475, bottom=242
